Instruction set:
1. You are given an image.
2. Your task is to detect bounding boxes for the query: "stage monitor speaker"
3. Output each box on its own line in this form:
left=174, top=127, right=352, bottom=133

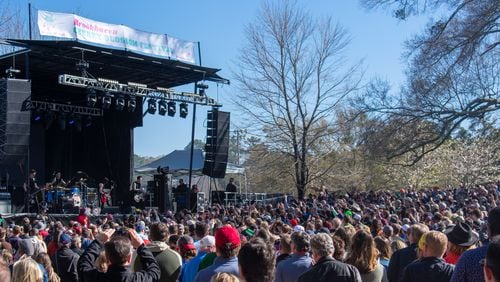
left=154, top=174, right=170, bottom=212
left=203, top=108, right=230, bottom=178
left=0, top=79, right=31, bottom=186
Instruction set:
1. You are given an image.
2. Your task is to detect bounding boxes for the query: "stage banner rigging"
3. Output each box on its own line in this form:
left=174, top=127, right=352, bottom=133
left=37, top=10, right=196, bottom=63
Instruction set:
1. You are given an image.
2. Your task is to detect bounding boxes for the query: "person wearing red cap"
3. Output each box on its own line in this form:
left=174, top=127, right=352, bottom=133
left=194, top=225, right=241, bottom=282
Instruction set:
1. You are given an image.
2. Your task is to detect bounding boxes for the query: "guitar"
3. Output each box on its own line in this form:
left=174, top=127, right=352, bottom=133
left=100, top=187, right=114, bottom=204
left=133, top=193, right=144, bottom=203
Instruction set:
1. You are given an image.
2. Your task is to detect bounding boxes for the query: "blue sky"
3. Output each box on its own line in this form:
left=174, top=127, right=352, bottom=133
left=19, top=0, right=429, bottom=157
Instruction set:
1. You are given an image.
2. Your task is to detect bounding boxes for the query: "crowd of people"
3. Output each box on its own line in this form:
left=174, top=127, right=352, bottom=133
left=0, top=182, right=498, bottom=282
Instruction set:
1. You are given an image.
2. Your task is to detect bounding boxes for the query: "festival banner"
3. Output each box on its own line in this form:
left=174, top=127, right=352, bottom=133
left=37, top=10, right=196, bottom=63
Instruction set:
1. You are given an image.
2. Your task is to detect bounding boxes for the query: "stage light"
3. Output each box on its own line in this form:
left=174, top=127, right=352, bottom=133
left=179, top=103, right=188, bottom=118
left=102, top=93, right=112, bottom=109
left=158, top=100, right=167, bottom=116
left=147, top=98, right=157, bottom=114
left=167, top=101, right=176, bottom=117
left=68, top=113, right=76, bottom=125
left=33, top=110, right=43, bottom=122
left=127, top=98, right=137, bottom=112
left=197, top=83, right=208, bottom=96
left=84, top=116, right=92, bottom=127
left=86, top=89, right=97, bottom=107
left=115, top=95, right=125, bottom=111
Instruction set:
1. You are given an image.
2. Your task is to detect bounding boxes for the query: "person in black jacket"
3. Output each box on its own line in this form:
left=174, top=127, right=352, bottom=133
left=401, top=231, right=455, bottom=282
left=387, top=223, right=429, bottom=282
left=52, top=233, right=80, bottom=282
left=77, top=228, right=160, bottom=282
left=298, top=233, right=361, bottom=282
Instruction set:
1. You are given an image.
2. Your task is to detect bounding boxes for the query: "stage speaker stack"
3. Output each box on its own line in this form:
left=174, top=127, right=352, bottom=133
left=202, top=108, right=230, bottom=178
left=0, top=79, right=31, bottom=187
left=153, top=174, right=170, bottom=212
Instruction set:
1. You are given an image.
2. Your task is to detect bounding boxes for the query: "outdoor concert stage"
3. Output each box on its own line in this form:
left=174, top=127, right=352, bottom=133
left=0, top=38, right=227, bottom=211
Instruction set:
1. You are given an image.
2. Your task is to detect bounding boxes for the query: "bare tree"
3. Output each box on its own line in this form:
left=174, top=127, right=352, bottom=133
left=358, top=0, right=499, bottom=164
left=234, top=2, right=362, bottom=199
left=0, top=0, right=27, bottom=55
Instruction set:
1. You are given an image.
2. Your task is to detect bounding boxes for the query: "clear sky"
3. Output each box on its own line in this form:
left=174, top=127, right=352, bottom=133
left=17, top=0, right=429, bottom=157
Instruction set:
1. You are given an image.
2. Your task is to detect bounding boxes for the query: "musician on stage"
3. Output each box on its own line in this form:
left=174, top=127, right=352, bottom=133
left=51, top=171, right=66, bottom=187
left=226, top=177, right=237, bottom=202
left=98, top=182, right=110, bottom=208
left=130, top=176, right=145, bottom=209
left=24, top=169, right=40, bottom=213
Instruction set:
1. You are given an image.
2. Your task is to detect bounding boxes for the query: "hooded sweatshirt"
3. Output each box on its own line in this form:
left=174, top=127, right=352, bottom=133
left=133, top=241, right=182, bottom=282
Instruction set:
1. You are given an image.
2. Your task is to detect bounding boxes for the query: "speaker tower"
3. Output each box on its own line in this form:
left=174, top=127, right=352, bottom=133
left=202, top=108, right=230, bottom=178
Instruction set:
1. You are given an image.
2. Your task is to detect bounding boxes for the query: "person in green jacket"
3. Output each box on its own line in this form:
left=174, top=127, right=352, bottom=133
left=134, top=222, right=182, bottom=282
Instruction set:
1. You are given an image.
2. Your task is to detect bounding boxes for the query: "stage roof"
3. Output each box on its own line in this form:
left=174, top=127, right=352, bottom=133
left=0, top=39, right=229, bottom=88
left=135, top=149, right=204, bottom=173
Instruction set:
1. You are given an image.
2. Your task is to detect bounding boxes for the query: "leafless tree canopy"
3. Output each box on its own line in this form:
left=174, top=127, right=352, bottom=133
left=358, top=0, right=499, bottom=164
left=234, top=1, right=362, bottom=199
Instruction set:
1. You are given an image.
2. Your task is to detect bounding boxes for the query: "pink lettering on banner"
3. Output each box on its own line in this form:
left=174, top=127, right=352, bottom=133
left=74, top=17, right=118, bottom=36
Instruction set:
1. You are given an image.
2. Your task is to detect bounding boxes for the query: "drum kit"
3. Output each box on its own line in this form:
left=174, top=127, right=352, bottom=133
left=42, top=171, right=100, bottom=214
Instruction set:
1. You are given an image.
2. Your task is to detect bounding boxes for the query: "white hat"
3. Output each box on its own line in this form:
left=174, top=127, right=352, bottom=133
left=293, top=225, right=305, bottom=232
left=199, top=235, right=215, bottom=248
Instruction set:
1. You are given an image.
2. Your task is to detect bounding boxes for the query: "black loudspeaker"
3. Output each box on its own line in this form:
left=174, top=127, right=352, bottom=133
left=154, top=174, right=170, bottom=212
left=0, top=79, right=31, bottom=186
left=203, top=108, right=230, bottom=178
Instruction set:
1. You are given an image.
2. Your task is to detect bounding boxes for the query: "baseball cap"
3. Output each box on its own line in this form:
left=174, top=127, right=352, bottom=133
left=59, top=233, right=72, bottom=245
left=215, top=225, right=241, bottom=250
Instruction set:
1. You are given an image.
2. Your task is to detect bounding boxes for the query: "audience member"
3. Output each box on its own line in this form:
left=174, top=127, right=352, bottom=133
left=238, top=237, right=275, bottom=282
left=401, top=231, right=455, bottom=282
left=346, top=230, right=387, bottom=282
left=483, top=235, right=500, bottom=282
left=452, top=207, right=500, bottom=282
left=195, top=225, right=241, bottom=282
left=275, top=231, right=312, bottom=282
left=78, top=228, right=160, bottom=281
left=298, top=233, right=361, bottom=282
left=387, top=223, right=428, bottom=282
left=51, top=233, right=79, bottom=282
left=134, top=222, right=182, bottom=282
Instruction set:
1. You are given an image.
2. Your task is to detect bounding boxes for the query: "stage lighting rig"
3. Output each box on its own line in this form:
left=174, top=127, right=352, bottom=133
left=86, top=89, right=97, bottom=107
left=167, top=101, right=176, bottom=117
left=179, top=103, right=188, bottom=118
left=115, top=95, right=125, bottom=111
left=158, top=100, right=167, bottom=116
left=102, top=92, right=112, bottom=109
left=128, top=98, right=137, bottom=112
left=196, top=83, right=208, bottom=96
left=147, top=98, right=157, bottom=114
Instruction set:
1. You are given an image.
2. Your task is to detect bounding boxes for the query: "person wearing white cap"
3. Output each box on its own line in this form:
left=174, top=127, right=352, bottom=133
left=181, top=235, right=215, bottom=282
